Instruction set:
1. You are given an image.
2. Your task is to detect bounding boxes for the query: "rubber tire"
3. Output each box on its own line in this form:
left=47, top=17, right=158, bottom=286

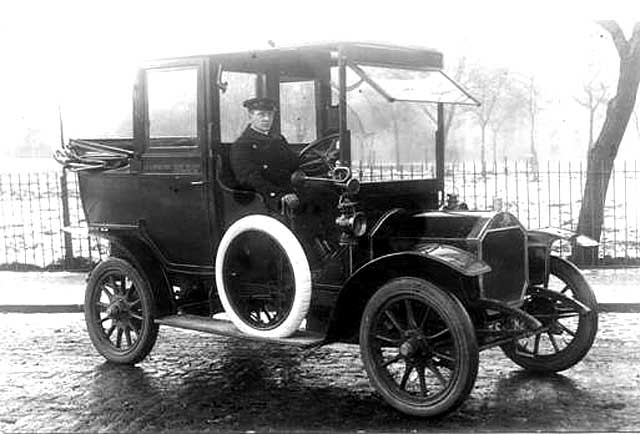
left=501, top=256, right=598, bottom=372
left=215, top=214, right=311, bottom=338
left=359, top=277, right=479, bottom=417
left=84, top=257, right=159, bottom=364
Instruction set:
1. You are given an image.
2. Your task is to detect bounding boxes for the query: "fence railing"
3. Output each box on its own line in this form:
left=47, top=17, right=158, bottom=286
left=0, top=171, right=106, bottom=270
left=0, top=160, right=638, bottom=270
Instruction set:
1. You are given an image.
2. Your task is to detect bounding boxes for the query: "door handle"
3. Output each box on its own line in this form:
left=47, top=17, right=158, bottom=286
left=190, top=180, right=206, bottom=186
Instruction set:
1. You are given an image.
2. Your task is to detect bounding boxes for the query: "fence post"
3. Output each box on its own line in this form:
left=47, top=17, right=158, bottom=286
left=60, top=168, right=73, bottom=267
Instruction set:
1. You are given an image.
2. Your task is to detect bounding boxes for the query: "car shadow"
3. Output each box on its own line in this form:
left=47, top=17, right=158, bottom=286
left=455, top=369, right=601, bottom=430
left=77, top=345, right=609, bottom=432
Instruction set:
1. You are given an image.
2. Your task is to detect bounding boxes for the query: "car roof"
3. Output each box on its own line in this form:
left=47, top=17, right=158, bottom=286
left=146, top=41, right=444, bottom=70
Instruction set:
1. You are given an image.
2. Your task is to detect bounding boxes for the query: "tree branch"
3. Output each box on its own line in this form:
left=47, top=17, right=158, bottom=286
left=598, top=20, right=630, bottom=58
left=631, top=22, right=640, bottom=57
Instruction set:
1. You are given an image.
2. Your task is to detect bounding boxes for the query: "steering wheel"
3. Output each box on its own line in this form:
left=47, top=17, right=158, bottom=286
left=298, top=133, right=340, bottom=177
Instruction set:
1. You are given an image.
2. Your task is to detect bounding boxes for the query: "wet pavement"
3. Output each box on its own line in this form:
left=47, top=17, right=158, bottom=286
left=0, top=312, right=639, bottom=432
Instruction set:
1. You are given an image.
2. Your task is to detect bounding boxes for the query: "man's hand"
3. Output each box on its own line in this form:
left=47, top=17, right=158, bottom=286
left=281, top=193, right=300, bottom=210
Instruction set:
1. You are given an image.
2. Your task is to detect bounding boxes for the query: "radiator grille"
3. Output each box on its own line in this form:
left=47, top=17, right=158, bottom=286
left=481, top=227, right=526, bottom=303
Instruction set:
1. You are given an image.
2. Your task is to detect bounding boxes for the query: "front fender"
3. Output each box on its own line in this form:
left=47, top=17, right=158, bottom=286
left=527, top=227, right=597, bottom=286
left=325, top=245, right=489, bottom=343
left=414, top=243, right=491, bottom=276
left=528, top=227, right=598, bottom=248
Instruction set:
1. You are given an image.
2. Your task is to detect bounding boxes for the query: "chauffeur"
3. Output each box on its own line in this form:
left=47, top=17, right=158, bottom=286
left=230, top=97, right=300, bottom=210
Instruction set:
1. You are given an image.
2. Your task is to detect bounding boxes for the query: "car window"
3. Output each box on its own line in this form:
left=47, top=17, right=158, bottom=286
left=279, top=80, right=316, bottom=143
left=147, top=67, right=198, bottom=139
left=220, top=71, right=264, bottom=142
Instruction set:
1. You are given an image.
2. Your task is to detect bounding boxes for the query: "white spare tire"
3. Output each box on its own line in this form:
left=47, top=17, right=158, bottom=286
left=215, top=214, right=311, bottom=338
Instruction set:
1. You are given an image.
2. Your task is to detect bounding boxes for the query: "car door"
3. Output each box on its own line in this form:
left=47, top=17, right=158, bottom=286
left=133, top=59, right=212, bottom=267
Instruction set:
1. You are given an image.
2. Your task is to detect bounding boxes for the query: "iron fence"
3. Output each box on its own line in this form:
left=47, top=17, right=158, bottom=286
left=0, top=160, right=638, bottom=270
left=0, top=170, right=106, bottom=270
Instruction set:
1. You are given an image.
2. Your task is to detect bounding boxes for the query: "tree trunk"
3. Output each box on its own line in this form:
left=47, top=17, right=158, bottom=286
left=480, top=123, right=487, bottom=176
left=574, top=21, right=640, bottom=265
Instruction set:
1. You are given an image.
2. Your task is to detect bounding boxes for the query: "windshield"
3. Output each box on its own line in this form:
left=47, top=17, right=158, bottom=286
left=354, top=64, right=478, bottom=105
left=332, top=64, right=476, bottom=183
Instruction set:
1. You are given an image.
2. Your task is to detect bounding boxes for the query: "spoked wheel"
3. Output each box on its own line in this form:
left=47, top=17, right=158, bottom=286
left=359, top=277, right=478, bottom=417
left=84, top=258, right=158, bottom=364
left=501, top=256, right=598, bottom=372
left=216, top=215, right=311, bottom=338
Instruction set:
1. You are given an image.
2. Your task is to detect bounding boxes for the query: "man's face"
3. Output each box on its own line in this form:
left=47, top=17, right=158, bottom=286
left=248, top=109, right=275, bottom=134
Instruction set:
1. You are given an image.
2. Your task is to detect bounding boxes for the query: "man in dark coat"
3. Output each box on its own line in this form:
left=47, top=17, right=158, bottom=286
left=230, top=97, right=300, bottom=211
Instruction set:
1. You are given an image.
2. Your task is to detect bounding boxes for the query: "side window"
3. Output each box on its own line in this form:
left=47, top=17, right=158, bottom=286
left=146, top=67, right=198, bottom=140
left=280, top=81, right=316, bottom=143
left=220, top=71, right=263, bottom=142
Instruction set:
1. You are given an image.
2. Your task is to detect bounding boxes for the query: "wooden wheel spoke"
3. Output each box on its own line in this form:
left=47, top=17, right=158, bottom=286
left=419, top=307, right=431, bottom=329
left=107, top=275, right=117, bottom=294
left=426, top=327, right=449, bottom=341
left=405, top=299, right=418, bottom=329
left=129, top=298, right=141, bottom=309
left=399, top=363, right=414, bottom=390
left=426, top=363, right=447, bottom=386
left=533, top=333, right=541, bottom=354
left=125, top=328, right=133, bottom=347
left=100, top=316, right=111, bottom=324
left=384, top=310, right=405, bottom=333
left=119, top=276, right=127, bottom=295
left=432, top=350, right=455, bottom=363
left=106, top=325, right=116, bottom=338
left=375, top=334, right=402, bottom=345
left=417, top=366, right=428, bottom=397
left=560, top=284, right=571, bottom=294
left=556, top=321, right=577, bottom=337
left=129, top=312, right=143, bottom=321
left=100, top=285, right=114, bottom=301
left=125, top=283, right=136, bottom=300
left=547, top=332, right=560, bottom=352
left=116, top=327, right=123, bottom=348
left=262, top=306, right=274, bottom=322
left=382, top=354, right=402, bottom=368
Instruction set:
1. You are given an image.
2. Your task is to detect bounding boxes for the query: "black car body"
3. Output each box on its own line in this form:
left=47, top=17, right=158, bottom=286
left=56, top=42, right=598, bottom=417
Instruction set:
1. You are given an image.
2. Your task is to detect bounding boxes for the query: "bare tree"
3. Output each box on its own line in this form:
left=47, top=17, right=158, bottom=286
left=465, top=66, right=511, bottom=174
left=523, top=75, right=541, bottom=175
left=573, top=78, right=610, bottom=148
left=574, top=21, right=640, bottom=264
left=420, top=56, right=468, bottom=151
left=489, top=78, right=527, bottom=162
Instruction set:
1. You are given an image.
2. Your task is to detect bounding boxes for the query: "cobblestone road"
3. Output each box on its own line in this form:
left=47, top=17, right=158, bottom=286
left=0, top=312, right=639, bottom=432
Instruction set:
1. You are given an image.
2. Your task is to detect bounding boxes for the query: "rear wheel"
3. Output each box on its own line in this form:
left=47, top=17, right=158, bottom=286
left=84, top=258, right=158, bottom=364
left=501, top=256, right=598, bottom=372
left=359, top=277, right=478, bottom=417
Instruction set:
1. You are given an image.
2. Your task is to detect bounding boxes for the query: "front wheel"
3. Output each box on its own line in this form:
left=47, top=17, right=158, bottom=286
left=501, top=256, right=598, bottom=372
left=84, top=258, right=159, bottom=364
left=359, top=277, right=479, bottom=417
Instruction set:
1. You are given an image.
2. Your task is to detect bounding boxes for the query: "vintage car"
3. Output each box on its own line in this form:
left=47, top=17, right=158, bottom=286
left=55, top=42, right=599, bottom=417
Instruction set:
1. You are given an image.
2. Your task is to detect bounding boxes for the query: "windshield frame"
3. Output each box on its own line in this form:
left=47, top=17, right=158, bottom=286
left=347, top=61, right=480, bottom=106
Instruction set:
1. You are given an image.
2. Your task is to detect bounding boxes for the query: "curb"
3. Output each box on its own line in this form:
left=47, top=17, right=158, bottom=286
left=598, top=303, right=640, bottom=313
left=0, top=305, right=84, bottom=313
left=1, top=304, right=640, bottom=314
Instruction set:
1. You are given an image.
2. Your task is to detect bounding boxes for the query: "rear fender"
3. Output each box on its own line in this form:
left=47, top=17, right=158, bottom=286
left=91, top=227, right=175, bottom=316
left=527, top=227, right=598, bottom=285
left=325, top=247, right=489, bottom=343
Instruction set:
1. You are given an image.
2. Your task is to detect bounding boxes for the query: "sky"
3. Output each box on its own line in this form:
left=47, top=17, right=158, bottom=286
left=1, top=0, right=639, bottom=159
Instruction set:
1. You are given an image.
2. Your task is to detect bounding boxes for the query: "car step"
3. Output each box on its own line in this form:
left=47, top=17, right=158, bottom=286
left=155, top=314, right=325, bottom=348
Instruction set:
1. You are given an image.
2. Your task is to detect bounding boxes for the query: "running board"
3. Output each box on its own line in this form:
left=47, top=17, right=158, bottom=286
left=155, top=314, right=325, bottom=348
